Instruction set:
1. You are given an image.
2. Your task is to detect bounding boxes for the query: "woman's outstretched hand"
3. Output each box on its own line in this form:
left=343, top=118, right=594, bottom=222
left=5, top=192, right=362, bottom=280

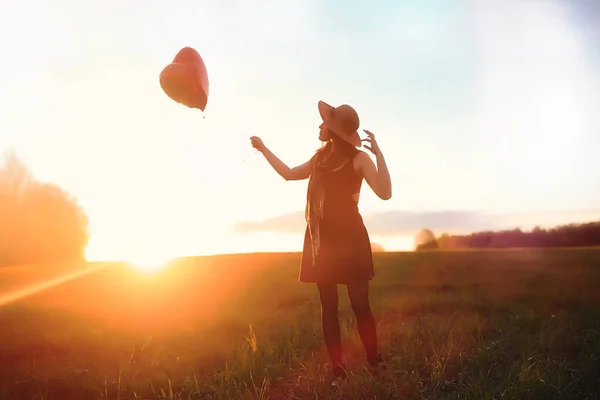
left=361, top=130, right=381, bottom=156
left=250, top=136, right=266, bottom=153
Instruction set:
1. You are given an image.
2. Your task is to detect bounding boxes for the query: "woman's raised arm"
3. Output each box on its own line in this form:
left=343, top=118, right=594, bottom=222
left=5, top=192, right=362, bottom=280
left=251, top=136, right=313, bottom=181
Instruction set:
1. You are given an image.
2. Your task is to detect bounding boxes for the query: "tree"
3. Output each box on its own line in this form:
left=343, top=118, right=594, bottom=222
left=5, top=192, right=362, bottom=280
left=0, top=151, right=33, bottom=200
left=0, top=151, right=89, bottom=266
left=415, top=228, right=438, bottom=251
left=437, top=233, right=451, bottom=249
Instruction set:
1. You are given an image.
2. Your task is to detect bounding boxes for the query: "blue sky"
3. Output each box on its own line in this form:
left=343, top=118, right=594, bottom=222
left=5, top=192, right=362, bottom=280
left=0, top=0, right=598, bottom=259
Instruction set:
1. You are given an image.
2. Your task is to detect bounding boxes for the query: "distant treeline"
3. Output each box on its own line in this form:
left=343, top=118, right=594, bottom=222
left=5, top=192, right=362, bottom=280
left=417, top=222, right=600, bottom=251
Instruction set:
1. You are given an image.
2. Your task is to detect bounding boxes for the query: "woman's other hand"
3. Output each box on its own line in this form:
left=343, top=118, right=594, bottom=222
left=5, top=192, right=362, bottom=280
left=250, top=136, right=266, bottom=153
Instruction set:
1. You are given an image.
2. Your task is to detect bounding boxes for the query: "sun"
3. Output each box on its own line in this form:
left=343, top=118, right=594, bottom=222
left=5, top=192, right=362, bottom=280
left=127, top=253, right=174, bottom=273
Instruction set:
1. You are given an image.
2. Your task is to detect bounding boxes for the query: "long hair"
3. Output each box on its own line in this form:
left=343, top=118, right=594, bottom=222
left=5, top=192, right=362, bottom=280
left=315, top=134, right=357, bottom=160
left=305, top=134, right=358, bottom=265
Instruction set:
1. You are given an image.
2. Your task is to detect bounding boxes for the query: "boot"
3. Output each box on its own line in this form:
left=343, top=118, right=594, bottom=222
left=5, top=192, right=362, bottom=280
left=367, top=353, right=385, bottom=369
left=331, top=362, right=348, bottom=387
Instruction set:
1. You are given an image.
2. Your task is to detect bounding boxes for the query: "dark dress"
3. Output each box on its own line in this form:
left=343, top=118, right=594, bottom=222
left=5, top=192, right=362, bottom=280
left=299, top=152, right=375, bottom=284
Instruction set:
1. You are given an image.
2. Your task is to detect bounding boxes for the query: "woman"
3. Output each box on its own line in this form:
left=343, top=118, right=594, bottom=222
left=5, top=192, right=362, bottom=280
left=250, top=100, right=392, bottom=382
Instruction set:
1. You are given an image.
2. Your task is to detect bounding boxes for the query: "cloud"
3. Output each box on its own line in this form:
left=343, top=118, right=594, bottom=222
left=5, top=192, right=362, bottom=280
left=234, top=209, right=600, bottom=237
left=365, top=211, right=496, bottom=236
left=233, top=210, right=495, bottom=236
left=234, top=212, right=307, bottom=234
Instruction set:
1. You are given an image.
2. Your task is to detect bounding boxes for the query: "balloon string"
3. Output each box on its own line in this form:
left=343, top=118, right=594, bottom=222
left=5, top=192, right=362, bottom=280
left=199, top=112, right=248, bottom=165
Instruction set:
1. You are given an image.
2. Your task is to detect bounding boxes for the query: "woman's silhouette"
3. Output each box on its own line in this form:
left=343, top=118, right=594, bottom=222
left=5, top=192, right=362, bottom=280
left=250, top=100, right=392, bottom=382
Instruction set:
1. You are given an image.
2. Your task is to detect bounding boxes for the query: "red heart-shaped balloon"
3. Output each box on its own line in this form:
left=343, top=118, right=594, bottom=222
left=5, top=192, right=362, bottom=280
left=159, top=47, right=209, bottom=111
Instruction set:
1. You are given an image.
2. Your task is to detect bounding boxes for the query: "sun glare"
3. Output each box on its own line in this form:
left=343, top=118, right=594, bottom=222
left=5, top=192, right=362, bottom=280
left=127, top=254, right=174, bottom=273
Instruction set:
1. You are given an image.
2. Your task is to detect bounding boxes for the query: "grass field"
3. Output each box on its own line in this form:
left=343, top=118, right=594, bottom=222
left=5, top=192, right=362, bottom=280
left=0, top=248, right=599, bottom=399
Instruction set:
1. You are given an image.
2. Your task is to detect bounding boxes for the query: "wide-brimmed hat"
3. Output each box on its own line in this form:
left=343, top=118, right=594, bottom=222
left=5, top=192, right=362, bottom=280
left=318, top=101, right=361, bottom=147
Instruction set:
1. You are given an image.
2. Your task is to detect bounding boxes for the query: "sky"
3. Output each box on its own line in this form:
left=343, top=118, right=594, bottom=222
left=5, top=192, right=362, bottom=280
left=0, top=0, right=599, bottom=263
